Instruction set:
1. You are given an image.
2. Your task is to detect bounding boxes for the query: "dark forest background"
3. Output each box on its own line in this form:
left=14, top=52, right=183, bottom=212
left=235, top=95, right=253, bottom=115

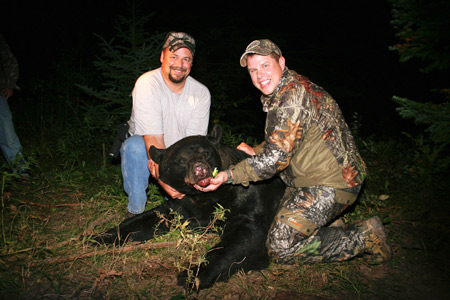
left=2, top=2, right=448, bottom=135
left=2, top=0, right=449, bottom=185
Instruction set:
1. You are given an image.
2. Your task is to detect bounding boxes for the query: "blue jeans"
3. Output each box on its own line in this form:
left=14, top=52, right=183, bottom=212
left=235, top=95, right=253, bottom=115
left=120, top=135, right=150, bottom=214
left=0, top=95, right=27, bottom=174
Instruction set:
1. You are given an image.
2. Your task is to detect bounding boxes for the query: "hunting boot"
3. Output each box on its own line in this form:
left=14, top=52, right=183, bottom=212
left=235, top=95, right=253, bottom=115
left=358, top=216, right=392, bottom=264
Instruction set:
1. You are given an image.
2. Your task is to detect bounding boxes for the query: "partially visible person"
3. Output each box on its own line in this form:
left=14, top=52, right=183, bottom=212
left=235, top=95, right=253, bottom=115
left=197, top=39, right=391, bottom=265
left=121, top=32, right=210, bottom=216
left=0, top=33, right=28, bottom=180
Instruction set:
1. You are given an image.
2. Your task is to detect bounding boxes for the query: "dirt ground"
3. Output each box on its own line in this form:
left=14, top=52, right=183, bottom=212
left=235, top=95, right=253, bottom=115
left=1, top=183, right=450, bottom=299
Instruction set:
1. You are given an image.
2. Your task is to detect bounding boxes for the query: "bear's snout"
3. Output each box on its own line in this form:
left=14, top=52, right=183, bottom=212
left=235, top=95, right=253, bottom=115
left=194, top=162, right=208, bottom=177
left=191, top=162, right=212, bottom=187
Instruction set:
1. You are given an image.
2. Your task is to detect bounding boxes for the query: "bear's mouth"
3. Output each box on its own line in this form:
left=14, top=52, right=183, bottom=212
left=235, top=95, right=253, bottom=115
left=193, top=162, right=211, bottom=187
left=196, top=177, right=211, bottom=187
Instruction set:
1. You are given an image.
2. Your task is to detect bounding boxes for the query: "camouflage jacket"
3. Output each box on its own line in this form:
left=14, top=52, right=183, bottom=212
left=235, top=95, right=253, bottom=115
left=0, top=34, right=19, bottom=89
left=230, top=68, right=367, bottom=191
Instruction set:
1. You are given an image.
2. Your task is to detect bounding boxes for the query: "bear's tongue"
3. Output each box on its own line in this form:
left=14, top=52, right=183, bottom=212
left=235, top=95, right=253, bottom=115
left=196, top=177, right=211, bottom=187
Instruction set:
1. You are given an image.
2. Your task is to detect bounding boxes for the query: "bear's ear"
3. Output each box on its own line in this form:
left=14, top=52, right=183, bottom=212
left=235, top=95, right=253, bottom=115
left=207, top=124, right=222, bottom=145
left=149, top=146, right=166, bottom=164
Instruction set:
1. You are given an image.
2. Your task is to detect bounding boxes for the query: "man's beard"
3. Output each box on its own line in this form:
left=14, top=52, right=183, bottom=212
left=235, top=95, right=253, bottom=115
left=169, top=67, right=188, bottom=84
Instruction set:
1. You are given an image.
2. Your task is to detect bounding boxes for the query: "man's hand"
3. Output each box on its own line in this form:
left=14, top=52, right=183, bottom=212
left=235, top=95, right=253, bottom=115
left=148, top=160, right=185, bottom=199
left=148, top=159, right=159, bottom=179
left=237, top=142, right=256, bottom=156
left=195, top=171, right=228, bottom=192
left=158, top=179, right=186, bottom=199
left=2, top=87, right=13, bottom=100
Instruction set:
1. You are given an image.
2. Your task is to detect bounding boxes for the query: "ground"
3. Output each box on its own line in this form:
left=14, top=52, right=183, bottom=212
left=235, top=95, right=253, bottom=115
left=0, top=175, right=449, bottom=299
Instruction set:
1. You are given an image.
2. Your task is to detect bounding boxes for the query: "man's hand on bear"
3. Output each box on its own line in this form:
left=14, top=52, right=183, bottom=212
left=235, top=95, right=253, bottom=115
left=148, top=159, right=159, bottom=179
left=148, top=159, right=185, bottom=199
left=158, top=179, right=186, bottom=199
left=195, top=170, right=229, bottom=192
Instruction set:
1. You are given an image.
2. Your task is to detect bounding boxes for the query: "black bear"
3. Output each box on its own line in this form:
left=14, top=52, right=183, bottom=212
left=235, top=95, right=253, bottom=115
left=93, top=125, right=285, bottom=290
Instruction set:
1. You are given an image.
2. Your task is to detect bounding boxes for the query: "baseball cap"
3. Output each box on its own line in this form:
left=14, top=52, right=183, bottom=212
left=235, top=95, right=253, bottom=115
left=163, top=32, right=196, bottom=55
left=240, top=39, right=282, bottom=67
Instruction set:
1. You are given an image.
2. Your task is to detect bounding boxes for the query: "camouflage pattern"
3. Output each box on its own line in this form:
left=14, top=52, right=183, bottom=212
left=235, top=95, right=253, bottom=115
left=231, top=68, right=366, bottom=189
left=240, top=39, right=282, bottom=67
left=266, top=185, right=367, bottom=264
left=228, top=67, right=372, bottom=263
left=0, top=34, right=19, bottom=89
left=162, top=32, right=196, bottom=55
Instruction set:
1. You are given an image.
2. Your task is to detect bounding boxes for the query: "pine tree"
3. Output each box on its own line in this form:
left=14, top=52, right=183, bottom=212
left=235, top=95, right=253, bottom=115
left=77, top=6, right=165, bottom=137
left=389, top=0, right=450, bottom=181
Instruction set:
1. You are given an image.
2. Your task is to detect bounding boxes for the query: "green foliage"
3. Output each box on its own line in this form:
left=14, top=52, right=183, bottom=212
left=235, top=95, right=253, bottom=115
left=218, top=121, right=261, bottom=148
left=154, top=205, right=228, bottom=293
left=389, top=0, right=450, bottom=201
left=389, top=0, right=450, bottom=72
left=393, top=96, right=450, bottom=147
left=393, top=97, right=450, bottom=183
left=297, top=239, right=321, bottom=255
left=76, top=9, right=165, bottom=141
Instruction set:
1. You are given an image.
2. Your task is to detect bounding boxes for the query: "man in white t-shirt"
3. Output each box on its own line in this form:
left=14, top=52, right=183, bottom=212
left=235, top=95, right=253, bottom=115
left=121, top=32, right=211, bottom=216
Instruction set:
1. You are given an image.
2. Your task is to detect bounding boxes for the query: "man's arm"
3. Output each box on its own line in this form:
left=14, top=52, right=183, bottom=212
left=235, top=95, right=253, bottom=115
left=0, top=35, right=19, bottom=99
left=144, top=134, right=186, bottom=199
left=144, top=134, right=165, bottom=159
left=1, top=87, right=14, bottom=100
left=144, top=134, right=164, bottom=179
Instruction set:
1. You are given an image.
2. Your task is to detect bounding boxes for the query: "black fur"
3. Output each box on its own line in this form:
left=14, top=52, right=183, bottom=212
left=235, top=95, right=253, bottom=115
left=93, top=125, right=285, bottom=290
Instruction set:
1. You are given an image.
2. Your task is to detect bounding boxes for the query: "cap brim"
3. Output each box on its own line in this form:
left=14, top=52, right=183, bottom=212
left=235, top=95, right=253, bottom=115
left=169, top=44, right=195, bottom=55
left=240, top=52, right=254, bottom=67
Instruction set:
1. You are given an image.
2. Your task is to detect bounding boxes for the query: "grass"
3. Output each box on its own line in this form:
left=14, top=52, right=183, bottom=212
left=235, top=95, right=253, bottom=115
left=1, top=118, right=449, bottom=299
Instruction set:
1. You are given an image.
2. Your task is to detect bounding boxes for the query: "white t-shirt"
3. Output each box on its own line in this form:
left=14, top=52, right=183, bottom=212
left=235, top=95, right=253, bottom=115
left=128, top=68, right=211, bottom=147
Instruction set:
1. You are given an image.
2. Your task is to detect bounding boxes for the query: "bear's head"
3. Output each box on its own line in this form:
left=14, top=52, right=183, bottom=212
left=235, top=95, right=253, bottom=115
left=149, top=125, right=224, bottom=195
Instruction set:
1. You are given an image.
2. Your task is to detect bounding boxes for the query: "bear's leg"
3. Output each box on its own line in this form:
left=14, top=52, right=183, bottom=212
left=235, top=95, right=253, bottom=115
left=178, top=216, right=270, bottom=290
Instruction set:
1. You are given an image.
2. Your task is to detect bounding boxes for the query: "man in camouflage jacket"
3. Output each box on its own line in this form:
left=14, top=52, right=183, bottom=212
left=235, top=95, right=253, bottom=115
left=197, top=39, right=391, bottom=264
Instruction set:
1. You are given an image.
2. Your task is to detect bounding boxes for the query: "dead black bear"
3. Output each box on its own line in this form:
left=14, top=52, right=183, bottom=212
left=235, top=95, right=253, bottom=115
left=93, top=125, right=285, bottom=290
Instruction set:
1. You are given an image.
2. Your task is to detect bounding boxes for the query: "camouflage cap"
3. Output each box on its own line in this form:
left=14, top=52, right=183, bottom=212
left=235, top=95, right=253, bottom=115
left=240, top=39, right=282, bottom=67
left=163, top=32, right=196, bottom=55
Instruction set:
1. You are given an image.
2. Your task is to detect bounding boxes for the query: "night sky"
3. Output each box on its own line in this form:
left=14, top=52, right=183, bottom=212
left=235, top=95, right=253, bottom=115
left=1, top=1, right=439, bottom=136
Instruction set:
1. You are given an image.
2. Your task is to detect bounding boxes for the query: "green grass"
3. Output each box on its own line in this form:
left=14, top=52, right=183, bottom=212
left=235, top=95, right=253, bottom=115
left=1, top=112, right=449, bottom=299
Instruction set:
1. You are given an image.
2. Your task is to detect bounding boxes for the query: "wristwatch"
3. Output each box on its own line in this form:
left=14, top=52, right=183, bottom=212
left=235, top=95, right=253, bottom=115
left=225, top=169, right=233, bottom=184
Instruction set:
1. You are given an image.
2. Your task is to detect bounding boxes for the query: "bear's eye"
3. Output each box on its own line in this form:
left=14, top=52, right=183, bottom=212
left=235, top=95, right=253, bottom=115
left=176, top=157, right=186, bottom=166
left=201, top=149, right=211, bottom=158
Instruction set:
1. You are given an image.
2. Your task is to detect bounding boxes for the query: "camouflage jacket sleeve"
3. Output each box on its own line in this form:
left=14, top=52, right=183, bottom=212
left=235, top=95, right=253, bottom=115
left=230, top=68, right=366, bottom=189
left=230, top=68, right=305, bottom=186
left=0, top=34, right=19, bottom=89
left=253, top=141, right=265, bottom=155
